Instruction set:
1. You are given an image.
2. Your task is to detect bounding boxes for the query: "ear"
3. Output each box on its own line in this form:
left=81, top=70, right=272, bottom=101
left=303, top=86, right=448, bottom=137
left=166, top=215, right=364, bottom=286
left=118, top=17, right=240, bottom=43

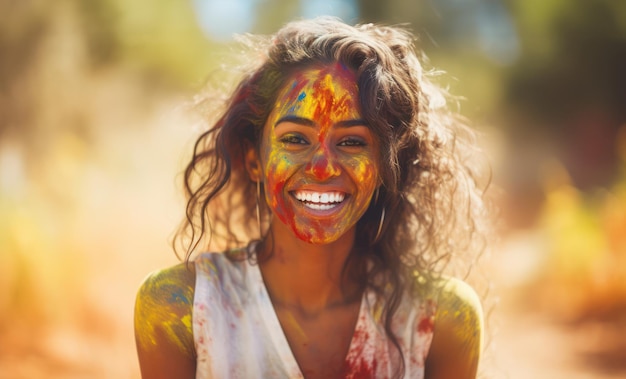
left=244, top=141, right=262, bottom=182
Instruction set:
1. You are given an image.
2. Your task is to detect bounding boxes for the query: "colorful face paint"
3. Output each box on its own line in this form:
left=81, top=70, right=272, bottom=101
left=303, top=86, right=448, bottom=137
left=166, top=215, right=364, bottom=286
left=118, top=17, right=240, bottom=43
left=260, top=63, right=379, bottom=244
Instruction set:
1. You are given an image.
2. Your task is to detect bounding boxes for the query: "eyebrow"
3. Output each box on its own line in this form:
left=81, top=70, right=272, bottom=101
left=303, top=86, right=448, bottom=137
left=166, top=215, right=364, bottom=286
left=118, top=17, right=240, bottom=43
left=275, top=115, right=368, bottom=128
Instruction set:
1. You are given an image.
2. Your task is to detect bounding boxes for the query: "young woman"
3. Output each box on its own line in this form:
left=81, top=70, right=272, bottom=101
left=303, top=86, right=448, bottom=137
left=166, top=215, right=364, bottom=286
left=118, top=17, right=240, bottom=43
left=135, top=17, right=489, bottom=379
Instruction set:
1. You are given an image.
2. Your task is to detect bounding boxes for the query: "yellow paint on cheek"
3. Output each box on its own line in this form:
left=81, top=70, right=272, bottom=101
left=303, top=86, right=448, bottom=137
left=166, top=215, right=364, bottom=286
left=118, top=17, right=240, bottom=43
left=354, top=159, right=375, bottom=183
left=272, top=152, right=291, bottom=175
left=135, top=269, right=194, bottom=357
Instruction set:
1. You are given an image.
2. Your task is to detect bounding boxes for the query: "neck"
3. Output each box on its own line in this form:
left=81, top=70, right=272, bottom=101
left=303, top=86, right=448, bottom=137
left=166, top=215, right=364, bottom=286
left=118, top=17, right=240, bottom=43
left=257, top=220, right=364, bottom=316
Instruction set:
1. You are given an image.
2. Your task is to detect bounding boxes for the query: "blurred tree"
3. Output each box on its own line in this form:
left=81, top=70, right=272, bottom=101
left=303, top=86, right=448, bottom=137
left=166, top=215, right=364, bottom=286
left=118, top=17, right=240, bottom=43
left=76, top=0, right=121, bottom=66
left=0, top=0, right=220, bottom=147
left=356, top=0, right=516, bottom=121
left=505, top=0, right=626, bottom=189
left=507, top=0, right=626, bottom=125
left=110, top=0, right=217, bottom=87
left=0, top=0, right=50, bottom=139
left=356, top=0, right=439, bottom=38
left=253, top=0, right=300, bottom=34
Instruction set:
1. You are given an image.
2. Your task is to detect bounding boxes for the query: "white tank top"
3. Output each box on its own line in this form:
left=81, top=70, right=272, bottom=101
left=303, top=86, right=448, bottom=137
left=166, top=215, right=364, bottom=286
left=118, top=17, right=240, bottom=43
left=193, top=249, right=435, bottom=378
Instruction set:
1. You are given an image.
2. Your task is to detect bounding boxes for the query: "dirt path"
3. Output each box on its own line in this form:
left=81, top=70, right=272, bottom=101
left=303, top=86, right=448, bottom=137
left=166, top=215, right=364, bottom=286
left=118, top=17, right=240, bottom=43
left=485, top=232, right=626, bottom=379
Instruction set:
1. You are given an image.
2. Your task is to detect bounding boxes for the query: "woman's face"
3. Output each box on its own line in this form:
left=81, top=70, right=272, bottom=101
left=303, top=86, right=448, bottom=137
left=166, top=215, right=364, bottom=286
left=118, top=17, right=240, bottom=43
left=259, top=63, right=380, bottom=244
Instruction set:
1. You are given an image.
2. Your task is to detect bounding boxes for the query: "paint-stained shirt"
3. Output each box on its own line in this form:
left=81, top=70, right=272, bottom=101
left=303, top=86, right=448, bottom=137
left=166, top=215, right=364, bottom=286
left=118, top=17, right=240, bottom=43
left=193, top=249, right=436, bottom=379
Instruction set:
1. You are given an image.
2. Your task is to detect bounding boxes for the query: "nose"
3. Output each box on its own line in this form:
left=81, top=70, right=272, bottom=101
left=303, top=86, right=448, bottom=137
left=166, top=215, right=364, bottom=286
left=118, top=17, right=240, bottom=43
left=304, top=145, right=341, bottom=181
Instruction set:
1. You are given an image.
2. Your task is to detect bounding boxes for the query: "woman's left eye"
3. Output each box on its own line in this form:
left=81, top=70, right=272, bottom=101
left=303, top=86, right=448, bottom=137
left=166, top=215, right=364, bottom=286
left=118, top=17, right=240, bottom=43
left=338, top=137, right=366, bottom=147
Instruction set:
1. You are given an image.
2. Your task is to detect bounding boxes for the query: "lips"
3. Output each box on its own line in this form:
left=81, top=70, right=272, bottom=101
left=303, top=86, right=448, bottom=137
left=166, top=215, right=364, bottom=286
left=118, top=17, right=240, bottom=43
left=291, top=190, right=346, bottom=210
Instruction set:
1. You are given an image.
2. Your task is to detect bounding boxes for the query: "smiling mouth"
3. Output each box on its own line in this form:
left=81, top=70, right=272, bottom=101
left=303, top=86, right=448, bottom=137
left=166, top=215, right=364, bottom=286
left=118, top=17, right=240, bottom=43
left=292, top=190, right=346, bottom=210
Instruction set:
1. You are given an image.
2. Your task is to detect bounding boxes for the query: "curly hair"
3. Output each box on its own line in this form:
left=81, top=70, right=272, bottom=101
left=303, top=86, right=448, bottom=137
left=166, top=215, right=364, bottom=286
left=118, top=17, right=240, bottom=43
left=175, top=16, right=491, bottom=378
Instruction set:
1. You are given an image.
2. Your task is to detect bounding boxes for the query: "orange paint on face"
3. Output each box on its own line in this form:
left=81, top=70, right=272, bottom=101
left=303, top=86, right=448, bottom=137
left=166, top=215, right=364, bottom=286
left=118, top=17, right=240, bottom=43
left=260, top=63, right=379, bottom=244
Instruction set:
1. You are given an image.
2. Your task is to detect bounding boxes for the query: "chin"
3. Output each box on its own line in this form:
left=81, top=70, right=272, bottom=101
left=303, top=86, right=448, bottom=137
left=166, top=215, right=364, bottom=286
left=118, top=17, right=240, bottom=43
left=294, top=228, right=344, bottom=245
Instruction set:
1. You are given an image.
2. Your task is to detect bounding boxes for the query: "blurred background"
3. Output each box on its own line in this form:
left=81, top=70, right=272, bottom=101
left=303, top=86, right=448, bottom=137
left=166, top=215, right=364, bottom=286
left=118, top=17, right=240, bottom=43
left=1, top=0, right=625, bottom=378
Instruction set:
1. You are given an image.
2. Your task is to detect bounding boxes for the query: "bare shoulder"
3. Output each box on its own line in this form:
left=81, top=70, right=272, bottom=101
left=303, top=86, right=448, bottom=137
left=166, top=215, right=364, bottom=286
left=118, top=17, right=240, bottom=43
left=134, top=263, right=196, bottom=379
left=436, top=276, right=483, bottom=327
left=425, top=276, right=484, bottom=379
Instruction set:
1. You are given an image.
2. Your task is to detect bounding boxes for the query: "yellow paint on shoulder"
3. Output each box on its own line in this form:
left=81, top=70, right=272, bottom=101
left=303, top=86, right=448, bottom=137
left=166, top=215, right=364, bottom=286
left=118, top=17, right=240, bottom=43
left=425, top=276, right=484, bottom=378
left=134, top=263, right=195, bottom=358
left=181, top=313, right=192, bottom=330
left=435, top=276, right=484, bottom=357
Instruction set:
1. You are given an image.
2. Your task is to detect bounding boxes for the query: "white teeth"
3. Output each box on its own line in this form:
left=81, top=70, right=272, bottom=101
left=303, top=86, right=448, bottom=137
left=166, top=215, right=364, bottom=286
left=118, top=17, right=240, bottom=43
left=305, top=203, right=335, bottom=210
left=293, top=191, right=345, bottom=205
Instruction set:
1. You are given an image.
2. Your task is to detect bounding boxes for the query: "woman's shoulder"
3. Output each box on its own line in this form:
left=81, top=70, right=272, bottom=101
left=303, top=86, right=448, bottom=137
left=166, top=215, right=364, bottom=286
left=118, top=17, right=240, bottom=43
left=428, top=275, right=483, bottom=343
left=135, top=262, right=196, bottom=320
left=136, top=262, right=196, bottom=305
left=410, top=274, right=482, bottom=316
left=424, top=275, right=484, bottom=378
left=434, top=276, right=483, bottom=318
left=134, top=263, right=196, bottom=357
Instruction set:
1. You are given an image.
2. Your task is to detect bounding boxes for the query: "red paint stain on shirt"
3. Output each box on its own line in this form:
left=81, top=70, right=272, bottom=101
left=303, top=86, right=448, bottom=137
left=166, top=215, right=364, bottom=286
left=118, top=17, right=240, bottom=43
left=342, top=324, right=380, bottom=379
left=342, top=358, right=377, bottom=379
left=417, top=315, right=434, bottom=334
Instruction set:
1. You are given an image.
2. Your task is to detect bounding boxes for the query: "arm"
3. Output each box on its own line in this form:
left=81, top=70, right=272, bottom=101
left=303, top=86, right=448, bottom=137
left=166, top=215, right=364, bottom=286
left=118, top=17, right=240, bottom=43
left=425, top=277, right=484, bottom=379
left=134, top=263, right=196, bottom=379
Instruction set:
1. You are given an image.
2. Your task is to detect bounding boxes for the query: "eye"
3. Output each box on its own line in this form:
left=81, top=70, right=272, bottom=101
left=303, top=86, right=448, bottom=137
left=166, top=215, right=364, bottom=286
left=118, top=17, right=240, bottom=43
left=279, top=134, right=309, bottom=145
left=338, top=137, right=367, bottom=147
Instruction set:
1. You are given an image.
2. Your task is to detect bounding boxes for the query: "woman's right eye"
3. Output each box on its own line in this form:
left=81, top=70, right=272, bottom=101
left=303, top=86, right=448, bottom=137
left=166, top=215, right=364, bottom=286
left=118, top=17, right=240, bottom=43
left=279, top=134, right=309, bottom=145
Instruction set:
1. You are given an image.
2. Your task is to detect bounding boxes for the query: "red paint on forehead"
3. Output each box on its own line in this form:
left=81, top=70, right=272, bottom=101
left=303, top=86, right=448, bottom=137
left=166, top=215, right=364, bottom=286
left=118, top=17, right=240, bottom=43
left=311, top=69, right=355, bottom=131
left=279, top=63, right=358, bottom=131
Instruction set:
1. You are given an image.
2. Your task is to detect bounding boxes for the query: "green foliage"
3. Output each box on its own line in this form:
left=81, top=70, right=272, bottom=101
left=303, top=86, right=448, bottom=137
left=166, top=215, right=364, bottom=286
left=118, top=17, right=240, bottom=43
left=0, top=0, right=49, bottom=81
left=109, top=0, right=221, bottom=87
left=506, top=0, right=626, bottom=124
left=75, top=0, right=121, bottom=66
